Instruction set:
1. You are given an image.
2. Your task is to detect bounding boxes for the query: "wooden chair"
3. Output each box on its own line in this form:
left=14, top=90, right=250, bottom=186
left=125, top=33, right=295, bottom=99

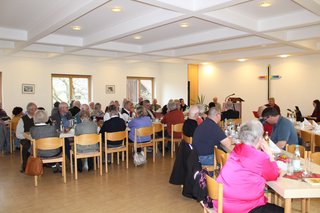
left=32, top=137, right=66, bottom=187
left=104, top=130, right=128, bottom=173
left=286, top=144, right=306, bottom=158
left=153, top=123, right=165, bottom=157
left=182, top=134, right=192, bottom=144
left=170, top=123, right=184, bottom=158
left=201, top=174, right=223, bottom=213
left=310, top=152, right=320, bottom=165
left=313, top=134, right=320, bottom=153
left=300, top=130, right=312, bottom=150
left=70, top=133, right=102, bottom=180
left=128, top=126, right=155, bottom=163
left=213, top=146, right=229, bottom=178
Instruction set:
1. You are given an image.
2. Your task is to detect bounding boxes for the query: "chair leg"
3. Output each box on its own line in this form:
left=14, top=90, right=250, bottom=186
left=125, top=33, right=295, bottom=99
left=117, top=152, right=119, bottom=165
left=94, top=157, right=97, bottom=170
left=105, top=151, right=108, bottom=174
left=99, top=154, right=102, bottom=176
left=70, top=151, right=73, bottom=174
left=34, top=175, right=38, bottom=187
left=162, top=140, right=165, bottom=157
left=75, top=156, right=78, bottom=180
left=122, top=151, right=124, bottom=162
left=62, top=159, right=66, bottom=183
left=126, top=149, right=129, bottom=169
left=111, top=153, right=114, bottom=164
left=171, top=141, right=174, bottom=158
left=153, top=144, right=155, bottom=163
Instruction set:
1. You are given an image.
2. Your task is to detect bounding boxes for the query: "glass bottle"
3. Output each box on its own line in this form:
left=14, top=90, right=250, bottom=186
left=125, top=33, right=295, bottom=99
left=60, top=120, right=64, bottom=132
left=264, top=131, right=270, bottom=145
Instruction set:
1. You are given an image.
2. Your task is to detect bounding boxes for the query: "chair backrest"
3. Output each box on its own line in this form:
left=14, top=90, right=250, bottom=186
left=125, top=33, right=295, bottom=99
left=74, top=133, right=101, bottom=146
left=315, top=134, right=320, bottom=147
left=310, top=152, right=320, bottom=165
left=205, top=174, right=223, bottom=213
left=286, top=144, right=305, bottom=158
left=300, top=130, right=312, bottom=142
left=171, top=123, right=183, bottom=140
left=182, top=134, right=192, bottom=144
left=33, top=137, right=64, bottom=150
left=214, top=146, right=229, bottom=167
left=105, top=130, right=127, bottom=142
left=152, top=123, right=163, bottom=133
left=135, top=126, right=153, bottom=138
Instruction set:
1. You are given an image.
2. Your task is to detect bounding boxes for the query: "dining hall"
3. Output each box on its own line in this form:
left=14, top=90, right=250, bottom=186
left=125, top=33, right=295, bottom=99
left=1, top=0, right=320, bottom=213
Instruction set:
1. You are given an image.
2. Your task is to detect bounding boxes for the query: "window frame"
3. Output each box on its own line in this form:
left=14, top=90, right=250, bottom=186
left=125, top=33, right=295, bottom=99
left=51, top=74, right=92, bottom=104
left=127, top=76, right=154, bottom=103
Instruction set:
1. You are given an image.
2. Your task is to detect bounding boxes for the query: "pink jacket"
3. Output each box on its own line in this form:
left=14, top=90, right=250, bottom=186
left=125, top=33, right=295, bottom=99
left=214, top=143, right=279, bottom=213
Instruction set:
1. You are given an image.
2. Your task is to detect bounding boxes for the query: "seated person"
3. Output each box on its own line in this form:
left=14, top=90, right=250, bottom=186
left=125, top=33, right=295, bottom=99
left=215, top=120, right=282, bottom=213
left=221, top=101, right=240, bottom=120
left=100, top=105, right=126, bottom=147
left=256, top=105, right=273, bottom=135
left=128, top=106, right=152, bottom=154
left=75, top=110, right=98, bottom=171
left=161, top=101, right=184, bottom=139
left=182, top=105, right=199, bottom=137
left=30, top=110, right=60, bottom=172
left=11, top=107, right=24, bottom=148
left=143, top=100, right=155, bottom=120
left=151, top=98, right=161, bottom=112
left=262, top=107, right=298, bottom=149
left=310, top=99, right=320, bottom=122
left=0, top=102, right=9, bottom=121
left=179, top=98, right=188, bottom=112
left=192, top=107, right=231, bottom=165
left=91, top=102, right=105, bottom=122
left=121, top=100, right=135, bottom=123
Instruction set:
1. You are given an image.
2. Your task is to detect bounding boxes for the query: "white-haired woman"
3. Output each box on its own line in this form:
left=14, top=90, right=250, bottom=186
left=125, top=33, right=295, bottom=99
left=214, top=120, right=282, bottom=213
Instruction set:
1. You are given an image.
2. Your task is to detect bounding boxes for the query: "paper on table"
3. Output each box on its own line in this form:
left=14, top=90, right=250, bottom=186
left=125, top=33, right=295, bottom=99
left=312, top=120, right=318, bottom=127
left=269, top=139, right=281, bottom=154
left=303, top=118, right=312, bottom=126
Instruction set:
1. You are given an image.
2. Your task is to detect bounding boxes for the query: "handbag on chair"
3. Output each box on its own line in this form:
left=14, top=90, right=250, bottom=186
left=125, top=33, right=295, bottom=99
left=25, top=156, right=43, bottom=176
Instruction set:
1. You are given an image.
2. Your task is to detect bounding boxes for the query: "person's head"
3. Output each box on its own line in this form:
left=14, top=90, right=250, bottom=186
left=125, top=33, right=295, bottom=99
left=136, top=106, right=147, bottom=117
left=188, top=105, right=200, bottom=120
left=79, top=110, right=90, bottom=122
left=33, top=110, right=48, bottom=124
left=94, top=103, right=102, bottom=111
left=81, top=104, right=89, bottom=112
left=268, top=97, right=275, bottom=106
left=26, top=102, right=37, bottom=117
left=115, top=100, right=120, bottom=108
left=313, top=99, right=320, bottom=111
left=239, top=120, right=264, bottom=148
left=207, top=107, right=221, bottom=123
left=261, top=107, right=280, bottom=125
left=167, top=101, right=177, bottom=111
left=108, top=104, right=118, bottom=117
left=12, top=107, right=23, bottom=116
left=138, top=97, right=143, bottom=103
left=143, top=100, right=151, bottom=110
left=73, top=100, right=81, bottom=108
left=180, top=98, right=185, bottom=105
left=122, top=98, right=128, bottom=107
left=152, top=98, right=158, bottom=105
left=124, top=100, right=131, bottom=110
left=37, top=107, right=45, bottom=111
left=59, top=102, right=69, bottom=115
left=89, top=102, right=95, bottom=110
left=208, top=102, right=215, bottom=109
left=213, top=97, right=218, bottom=103
left=53, top=101, right=60, bottom=108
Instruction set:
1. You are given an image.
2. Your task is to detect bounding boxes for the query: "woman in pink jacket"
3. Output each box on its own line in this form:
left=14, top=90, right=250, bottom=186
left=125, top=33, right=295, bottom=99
left=214, top=120, right=283, bottom=213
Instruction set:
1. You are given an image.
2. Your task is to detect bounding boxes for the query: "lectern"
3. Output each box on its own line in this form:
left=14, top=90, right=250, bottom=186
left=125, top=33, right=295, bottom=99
left=223, top=97, right=245, bottom=118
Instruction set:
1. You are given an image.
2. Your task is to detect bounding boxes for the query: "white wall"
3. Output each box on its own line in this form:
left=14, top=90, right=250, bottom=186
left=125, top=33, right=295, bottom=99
left=0, top=56, right=187, bottom=113
left=199, top=54, right=320, bottom=122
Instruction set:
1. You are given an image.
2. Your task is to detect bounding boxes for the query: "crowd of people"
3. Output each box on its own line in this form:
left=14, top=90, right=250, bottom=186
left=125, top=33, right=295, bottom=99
left=1, top=96, right=320, bottom=213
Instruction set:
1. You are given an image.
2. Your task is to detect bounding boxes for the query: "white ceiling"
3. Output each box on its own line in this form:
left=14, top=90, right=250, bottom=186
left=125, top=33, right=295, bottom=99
left=1, top=0, right=320, bottom=63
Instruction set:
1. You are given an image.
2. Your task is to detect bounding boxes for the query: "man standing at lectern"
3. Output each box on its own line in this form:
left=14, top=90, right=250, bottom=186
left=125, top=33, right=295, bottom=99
left=221, top=100, right=240, bottom=120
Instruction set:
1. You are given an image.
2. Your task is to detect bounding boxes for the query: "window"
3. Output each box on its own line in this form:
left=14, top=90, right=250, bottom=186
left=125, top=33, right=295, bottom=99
left=52, top=74, right=91, bottom=105
left=127, top=77, right=154, bottom=104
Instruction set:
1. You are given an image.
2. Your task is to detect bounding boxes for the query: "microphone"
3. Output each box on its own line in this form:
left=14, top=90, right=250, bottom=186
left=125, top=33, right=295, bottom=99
left=225, top=93, right=235, bottom=102
left=287, top=109, right=293, bottom=113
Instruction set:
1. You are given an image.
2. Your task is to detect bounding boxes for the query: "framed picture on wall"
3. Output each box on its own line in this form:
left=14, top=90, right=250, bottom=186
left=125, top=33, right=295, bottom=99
left=22, top=84, right=35, bottom=94
left=105, top=85, right=115, bottom=94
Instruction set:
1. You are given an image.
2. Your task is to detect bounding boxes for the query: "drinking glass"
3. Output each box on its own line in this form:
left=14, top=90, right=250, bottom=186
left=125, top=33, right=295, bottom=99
left=287, top=158, right=294, bottom=176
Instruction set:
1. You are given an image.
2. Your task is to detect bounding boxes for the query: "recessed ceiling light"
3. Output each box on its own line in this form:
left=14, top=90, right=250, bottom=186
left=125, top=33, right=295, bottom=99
left=278, top=54, right=290, bottom=58
left=201, top=62, right=209, bottom=65
left=180, top=23, right=189, bottom=28
left=112, top=6, right=122, bottom=12
left=133, top=35, right=142, bottom=40
left=71, top=26, right=82, bottom=31
left=259, top=1, right=272, bottom=7
left=237, top=58, right=247, bottom=62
